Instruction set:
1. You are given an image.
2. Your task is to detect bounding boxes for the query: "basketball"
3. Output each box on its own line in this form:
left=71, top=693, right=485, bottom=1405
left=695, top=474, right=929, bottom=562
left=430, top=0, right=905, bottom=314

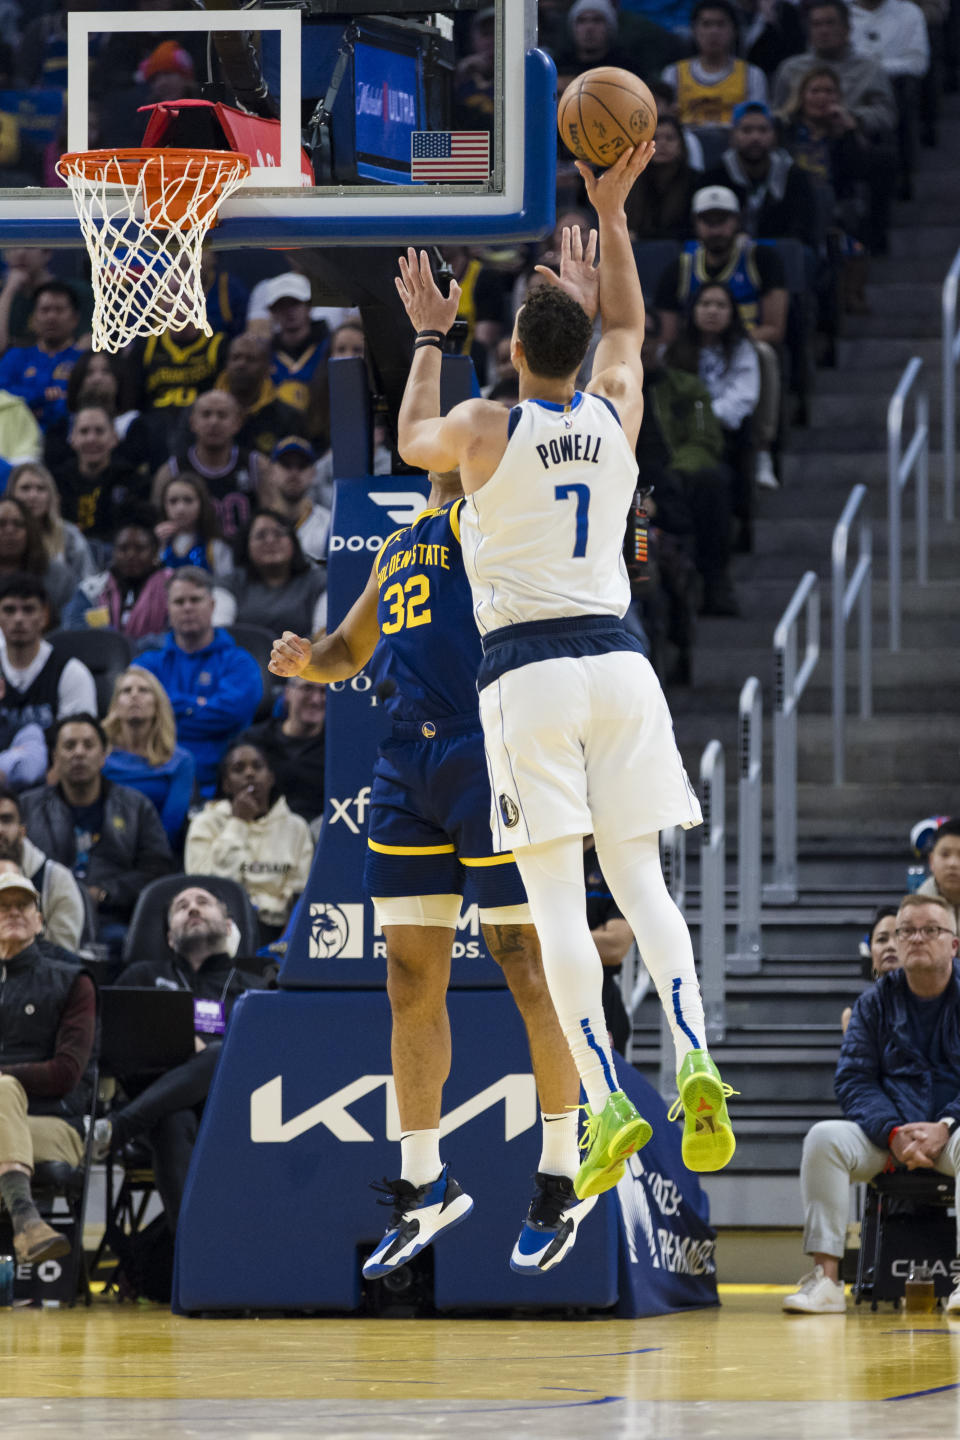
left=557, top=67, right=658, bottom=168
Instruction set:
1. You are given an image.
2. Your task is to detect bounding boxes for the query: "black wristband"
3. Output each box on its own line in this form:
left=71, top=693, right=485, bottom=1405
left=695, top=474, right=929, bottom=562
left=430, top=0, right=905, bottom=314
left=414, top=336, right=443, bottom=351
left=416, top=329, right=445, bottom=340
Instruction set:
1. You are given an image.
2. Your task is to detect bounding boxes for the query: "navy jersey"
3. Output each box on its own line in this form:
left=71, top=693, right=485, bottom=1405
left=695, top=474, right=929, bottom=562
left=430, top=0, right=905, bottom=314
left=373, top=500, right=480, bottom=723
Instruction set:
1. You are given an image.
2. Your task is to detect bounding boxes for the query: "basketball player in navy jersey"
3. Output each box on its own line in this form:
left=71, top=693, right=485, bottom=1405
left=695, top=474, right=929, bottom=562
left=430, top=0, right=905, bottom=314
left=269, top=472, right=594, bottom=1278
left=388, top=141, right=737, bottom=1199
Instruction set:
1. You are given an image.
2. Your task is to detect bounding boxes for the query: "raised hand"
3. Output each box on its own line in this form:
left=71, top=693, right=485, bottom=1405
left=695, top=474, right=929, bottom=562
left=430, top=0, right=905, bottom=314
left=534, top=225, right=600, bottom=320
left=575, top=141, right=656, bottom=219
left=269, top=630, right=313, bottom=678
left=395, top=247, right=462, bottom=336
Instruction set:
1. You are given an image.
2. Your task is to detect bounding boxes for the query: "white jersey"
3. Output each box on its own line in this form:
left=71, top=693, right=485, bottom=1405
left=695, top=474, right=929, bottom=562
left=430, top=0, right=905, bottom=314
left=460, top=390, right=638, bottom=634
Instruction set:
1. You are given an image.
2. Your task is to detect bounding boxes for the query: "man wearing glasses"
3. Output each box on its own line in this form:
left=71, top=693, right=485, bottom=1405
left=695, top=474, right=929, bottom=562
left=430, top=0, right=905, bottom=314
left=783, top=893, right=960, bottom=1314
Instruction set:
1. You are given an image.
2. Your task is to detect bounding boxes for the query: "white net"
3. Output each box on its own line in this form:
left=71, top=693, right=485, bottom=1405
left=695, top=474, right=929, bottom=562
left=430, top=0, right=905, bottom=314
left=56, top=149, right=250, bottom=355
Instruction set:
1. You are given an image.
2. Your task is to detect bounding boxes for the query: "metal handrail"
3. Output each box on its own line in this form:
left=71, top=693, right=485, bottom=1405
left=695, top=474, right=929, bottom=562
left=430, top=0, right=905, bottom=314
left=888, top=356, right=929, bottom=652
left=729, top=678, right=762, bottom=974
left=941, top=247, right=960, bottom=524
left=699, top=740, right=726, bottom=1045
left=831, top=485, right=873, bottom=785
left=658, top=826, right=686, bottom=1099
left=764, top=571, right=820, bottom=905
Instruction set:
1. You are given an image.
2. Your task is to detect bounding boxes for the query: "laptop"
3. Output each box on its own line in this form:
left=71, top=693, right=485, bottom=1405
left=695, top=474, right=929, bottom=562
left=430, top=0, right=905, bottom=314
left=99, top=987, right=197, bottom=1077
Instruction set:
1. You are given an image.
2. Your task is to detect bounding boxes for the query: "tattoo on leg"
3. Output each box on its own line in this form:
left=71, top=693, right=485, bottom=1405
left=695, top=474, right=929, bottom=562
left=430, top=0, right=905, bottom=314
left=485, top=924, right=529, bottom=960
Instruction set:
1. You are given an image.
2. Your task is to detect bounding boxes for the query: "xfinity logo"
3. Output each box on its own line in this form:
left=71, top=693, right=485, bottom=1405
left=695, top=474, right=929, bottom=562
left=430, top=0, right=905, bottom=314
left=250, top=1073, right=537, bottom=1144
left=328, top=786, right=370, bottom=834
left=368, top=491, right=428, bottom=525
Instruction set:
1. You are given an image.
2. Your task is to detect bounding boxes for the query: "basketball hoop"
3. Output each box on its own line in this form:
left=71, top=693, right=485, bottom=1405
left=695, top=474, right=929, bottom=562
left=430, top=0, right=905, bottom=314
left=56, top=147, right=251, bottom=354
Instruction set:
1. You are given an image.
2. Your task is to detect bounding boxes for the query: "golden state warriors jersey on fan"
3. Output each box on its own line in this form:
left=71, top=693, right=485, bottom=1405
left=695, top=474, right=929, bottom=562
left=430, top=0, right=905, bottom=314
left=373, top=500, right=480, bottom=722
left=460, top=391, right=637, bottom=632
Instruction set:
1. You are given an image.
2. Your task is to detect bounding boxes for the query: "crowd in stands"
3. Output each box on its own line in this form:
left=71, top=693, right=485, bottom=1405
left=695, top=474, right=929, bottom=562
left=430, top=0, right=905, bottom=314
left=0, top=0, right=954, bottom=1297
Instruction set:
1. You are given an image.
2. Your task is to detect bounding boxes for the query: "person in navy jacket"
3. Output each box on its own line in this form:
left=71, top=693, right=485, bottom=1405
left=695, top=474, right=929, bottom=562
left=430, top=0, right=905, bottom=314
left=783, top=892, right=960, bottom=1314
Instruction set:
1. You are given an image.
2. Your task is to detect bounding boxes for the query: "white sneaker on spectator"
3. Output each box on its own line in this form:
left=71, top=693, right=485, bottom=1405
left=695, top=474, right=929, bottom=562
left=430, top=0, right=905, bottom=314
left=782, top=1265, right=846, bottom=1314
left=755, top=451, right=779, bottom=489
left=946, top=1274, right=960, bottom=1313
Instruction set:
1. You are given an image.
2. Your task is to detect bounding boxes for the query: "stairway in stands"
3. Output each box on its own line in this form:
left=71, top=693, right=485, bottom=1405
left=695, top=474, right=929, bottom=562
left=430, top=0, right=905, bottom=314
left=632, top=97, right=960, bottom=1223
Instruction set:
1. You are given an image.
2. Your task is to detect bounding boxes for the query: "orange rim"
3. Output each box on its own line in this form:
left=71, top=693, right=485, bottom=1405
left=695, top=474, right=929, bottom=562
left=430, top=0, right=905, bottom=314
left=57, top=148, right=251, bottom=227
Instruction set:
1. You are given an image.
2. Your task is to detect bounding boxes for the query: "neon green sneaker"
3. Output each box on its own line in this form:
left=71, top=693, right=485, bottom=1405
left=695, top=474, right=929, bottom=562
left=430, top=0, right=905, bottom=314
left=667, top=1050, right=738, bottom=1173
left=573, top=1091, right=653, bottom=1200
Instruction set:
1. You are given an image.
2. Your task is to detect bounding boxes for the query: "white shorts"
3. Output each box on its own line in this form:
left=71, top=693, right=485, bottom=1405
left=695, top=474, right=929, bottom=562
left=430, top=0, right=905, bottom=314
left=479, top=650, right=703, bottom=852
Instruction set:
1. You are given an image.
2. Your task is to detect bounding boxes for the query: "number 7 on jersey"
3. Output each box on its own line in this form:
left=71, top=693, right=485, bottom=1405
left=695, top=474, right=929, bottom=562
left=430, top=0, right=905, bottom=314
left=554, top=483, right=590, bottom=557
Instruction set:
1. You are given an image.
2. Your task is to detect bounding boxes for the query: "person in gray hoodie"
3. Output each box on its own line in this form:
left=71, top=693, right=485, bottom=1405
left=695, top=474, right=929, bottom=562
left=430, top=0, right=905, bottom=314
left=0, top=784, right=87, bottom=950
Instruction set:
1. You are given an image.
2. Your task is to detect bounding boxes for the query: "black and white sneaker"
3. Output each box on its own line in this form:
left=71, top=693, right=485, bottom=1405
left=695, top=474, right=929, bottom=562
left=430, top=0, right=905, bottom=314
left=510, top=1172, right=598, bottom=1275
left=361, top=1165, right=474, bottom=1279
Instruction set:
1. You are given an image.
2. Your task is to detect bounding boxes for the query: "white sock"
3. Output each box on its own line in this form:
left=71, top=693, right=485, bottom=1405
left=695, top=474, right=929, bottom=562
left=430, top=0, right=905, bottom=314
left=400, top=1128, right=442, bottom=1187
left=539, top=1111, right=580, bottom=1179
left=513, top=837, right=620, bottom=1115
left=594, top=830, right=706, bottom=1072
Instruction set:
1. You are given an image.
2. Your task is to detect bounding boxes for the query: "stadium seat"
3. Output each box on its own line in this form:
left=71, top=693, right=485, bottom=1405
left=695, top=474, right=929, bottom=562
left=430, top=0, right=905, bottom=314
left=47, top=628, right=134, bottom=718
left=121, top=873, right=260, bottom=970
left=226, top=623, right=282, bottom=721
left=632, top=239, right=680, bottom=302
left=853, top=1170, right=955, bottom=1310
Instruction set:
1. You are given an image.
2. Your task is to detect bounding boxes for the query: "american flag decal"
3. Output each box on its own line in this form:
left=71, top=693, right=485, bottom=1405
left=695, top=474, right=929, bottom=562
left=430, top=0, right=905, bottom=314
left=411, top=131, right=490, bottom=183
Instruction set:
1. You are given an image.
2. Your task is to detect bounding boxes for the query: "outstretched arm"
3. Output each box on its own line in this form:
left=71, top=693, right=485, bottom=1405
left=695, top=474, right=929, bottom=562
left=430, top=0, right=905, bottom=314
left=578, top=143, right=656, bottom=447
left=394, top=248, right=464, bottom=473
left=269, top=560, right=381, bottom=683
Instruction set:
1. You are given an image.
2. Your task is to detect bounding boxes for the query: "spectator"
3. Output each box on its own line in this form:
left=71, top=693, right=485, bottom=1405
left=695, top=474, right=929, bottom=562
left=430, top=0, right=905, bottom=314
left=649, top=79, right=708, bottom=170
left=239, top=676, right=326, bottom=826
left=667, top=281, right=761, bottom=540
left=216, top=330, right=302, bottom=461
left=841, top=905, right=899, bottom=1032
left=783, top=893, right=960, bottom=1315
left=444, top=246, right=512, bottom=379
left=0, top=281, right=83, bottom=432
left=139, top=319, right=226, bottom=415
left=0, top=248, right=92, bottom=352
left=152, top=390, right=263, bottom=543
left=778, top=65, right=875, bottom=314
left=262, top=439, right=331, bottom=564
left=6, top=463, right=96, bottom=596
left=328, top=320, right=366, bottom=362
left=624, top=116, right=698, bottom=241
left=553, top=1, right=683, bottom=84
left=154, top=471, right=234, bottom=579
left=220, top=510, right=327, bottom=638
left=134, top=39, right=199, bottom=104
left=662, top=1, right=768, bottom=129
left=453, top=4, right=497, bottom=132
left=185, top=741, right=313, bottom=944
left=46, top=349, right=151, bottom=474
left=52, top=403, right=141, bottom=541
left=0, top=784, right=87, bottom=950
left=0, top=676, right=46, bottom=794
left=0, top=495, right=74, bottom=615
left=639, top=313, right=739, bottom=617
left=201, top=248, right=250, bottom=343
left=0, top=573, right=97, bottom=733
left=20, top=713, right=174, bottom=940
left=704, top=100, right=818, bottom=246
left=0, top=388, right=41, bottom=479
left=771, top=0, right=897, bottom=250
left=0, top=872, right=95, bottom=1266
left=266, top=274, right=329, bottom=417
left=95, top=885, right=263, bottom=1232
left=731, top=0, right=805, bottom=77
left=137, top=568, right=262, bottom=796
left=102, top=665, right=196, bottom=849
left=849, top=0, right=930, bottom=80
left=918, top=818, right=960, bottom=933
left=61, top=510, right=170, bottom=642
left=585, top=838, right=636, bottom=1055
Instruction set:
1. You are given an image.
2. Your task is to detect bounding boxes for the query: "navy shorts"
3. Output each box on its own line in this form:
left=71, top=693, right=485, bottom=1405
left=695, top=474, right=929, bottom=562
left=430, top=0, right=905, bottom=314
left=363, top=716, right=527, bottom=909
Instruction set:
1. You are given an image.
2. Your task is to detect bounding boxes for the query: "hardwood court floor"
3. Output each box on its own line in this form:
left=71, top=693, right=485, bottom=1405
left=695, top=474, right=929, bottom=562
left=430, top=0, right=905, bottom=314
left=0, top=1289, right=958, bottom=1437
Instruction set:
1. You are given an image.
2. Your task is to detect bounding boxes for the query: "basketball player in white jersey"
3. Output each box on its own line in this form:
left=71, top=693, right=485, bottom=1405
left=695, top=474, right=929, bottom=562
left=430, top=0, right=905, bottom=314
left=391, top=142, right=736, bottom=1199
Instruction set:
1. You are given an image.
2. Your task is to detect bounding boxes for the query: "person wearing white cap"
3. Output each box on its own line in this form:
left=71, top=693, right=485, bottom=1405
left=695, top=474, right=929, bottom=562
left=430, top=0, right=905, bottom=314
left=654, top=184, right=787, bottom=487
left=0, top=870, right=96, bottom=1267
left=264, top=273, right=332, bottom=419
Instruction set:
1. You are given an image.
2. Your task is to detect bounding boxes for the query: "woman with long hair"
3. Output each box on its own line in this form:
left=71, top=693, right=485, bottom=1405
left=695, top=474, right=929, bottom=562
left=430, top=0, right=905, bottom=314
left=220, top=508, right=326, bottom=637
left=624, top=116, right=698, bottom=241
left=102, top=665, right=196, bottom=847
left=668, top=282, right=761, bottom=549
left=184, top=739, right=313, bottom=943
left=0, top=494, right=74, bottom=613
left=6, top=461, right=95, bottom=593
left=155, top=471, right=233, bottom=578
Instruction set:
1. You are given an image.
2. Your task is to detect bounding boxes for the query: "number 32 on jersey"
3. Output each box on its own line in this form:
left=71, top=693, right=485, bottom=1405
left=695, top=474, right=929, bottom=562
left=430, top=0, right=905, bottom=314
left=381, top=573, right=432, bottom=633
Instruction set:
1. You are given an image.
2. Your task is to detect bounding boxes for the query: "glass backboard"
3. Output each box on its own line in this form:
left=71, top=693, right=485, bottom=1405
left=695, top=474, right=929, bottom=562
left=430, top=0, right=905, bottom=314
left=0, top=1, right=555, bottom=249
